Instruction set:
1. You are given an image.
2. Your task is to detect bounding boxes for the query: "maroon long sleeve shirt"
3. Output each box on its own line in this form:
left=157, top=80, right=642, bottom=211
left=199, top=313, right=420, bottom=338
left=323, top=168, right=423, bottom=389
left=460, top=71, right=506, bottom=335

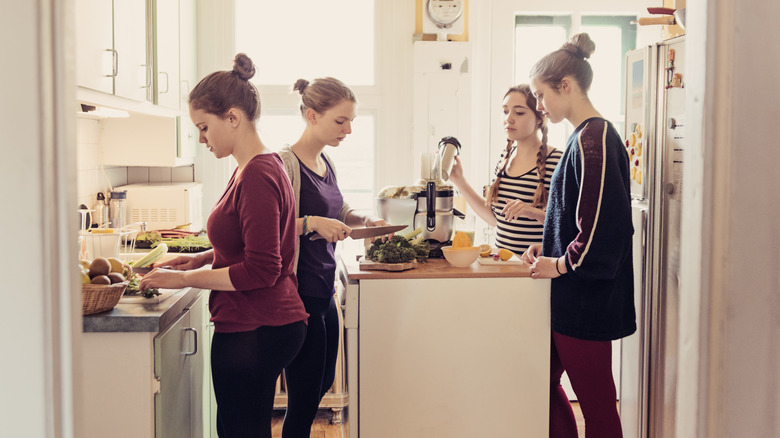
left=207, top=153, right=308, bottom=333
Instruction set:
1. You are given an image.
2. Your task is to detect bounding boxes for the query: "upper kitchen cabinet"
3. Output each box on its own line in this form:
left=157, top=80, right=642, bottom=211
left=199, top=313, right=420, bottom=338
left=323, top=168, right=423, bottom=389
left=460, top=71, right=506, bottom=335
left=178, top=0, right=199, bottom=159
left=153, top=0, right=197, bottom=111
left=153, top=0, right=180, bottom=109
left=76, top=0, right=149, bottom=101
left=151, top=0, right=199, bottom=163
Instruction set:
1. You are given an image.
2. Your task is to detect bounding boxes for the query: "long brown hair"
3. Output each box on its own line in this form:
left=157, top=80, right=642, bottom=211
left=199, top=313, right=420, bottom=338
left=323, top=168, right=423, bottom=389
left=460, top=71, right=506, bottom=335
left=485, top=84, right=551, bottom=209
left=189, top=53, right=261, bottom=121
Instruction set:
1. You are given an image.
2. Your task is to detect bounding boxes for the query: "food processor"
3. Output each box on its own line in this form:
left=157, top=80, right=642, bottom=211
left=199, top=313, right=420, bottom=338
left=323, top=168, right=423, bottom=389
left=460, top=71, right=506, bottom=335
left=376, top=137, right=465, bottom=257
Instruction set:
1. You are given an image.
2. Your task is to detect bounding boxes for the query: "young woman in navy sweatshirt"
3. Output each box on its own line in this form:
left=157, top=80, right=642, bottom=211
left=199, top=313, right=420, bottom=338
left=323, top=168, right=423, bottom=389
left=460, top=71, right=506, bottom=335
left=521, top=33, right=636, bottom=438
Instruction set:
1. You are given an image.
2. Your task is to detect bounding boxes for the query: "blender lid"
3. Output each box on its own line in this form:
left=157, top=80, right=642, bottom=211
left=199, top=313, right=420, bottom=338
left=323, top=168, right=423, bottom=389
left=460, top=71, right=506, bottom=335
left=438, top=136, right=461, bottom=154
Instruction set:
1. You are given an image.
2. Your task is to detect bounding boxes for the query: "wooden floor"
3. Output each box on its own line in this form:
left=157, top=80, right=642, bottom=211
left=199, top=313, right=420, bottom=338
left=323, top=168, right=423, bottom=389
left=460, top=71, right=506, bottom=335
left=269, top=404, right=589, bottom=438
left=271, top=409, right=349, bottom=438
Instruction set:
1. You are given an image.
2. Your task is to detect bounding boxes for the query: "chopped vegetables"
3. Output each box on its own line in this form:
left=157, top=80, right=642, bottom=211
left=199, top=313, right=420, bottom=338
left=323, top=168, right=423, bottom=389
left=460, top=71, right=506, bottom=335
left=366, top=232, right=430, bottom=264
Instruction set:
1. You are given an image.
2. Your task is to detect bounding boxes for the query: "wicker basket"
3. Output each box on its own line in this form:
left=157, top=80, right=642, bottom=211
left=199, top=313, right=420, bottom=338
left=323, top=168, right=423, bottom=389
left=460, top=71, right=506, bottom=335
left=82, top=282, right=128, bottom=315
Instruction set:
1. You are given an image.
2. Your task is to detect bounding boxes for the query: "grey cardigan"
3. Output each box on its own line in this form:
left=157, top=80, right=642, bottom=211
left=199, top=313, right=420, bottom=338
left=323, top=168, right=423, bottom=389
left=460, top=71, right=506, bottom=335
left=278, top=146, right=353, bottom=272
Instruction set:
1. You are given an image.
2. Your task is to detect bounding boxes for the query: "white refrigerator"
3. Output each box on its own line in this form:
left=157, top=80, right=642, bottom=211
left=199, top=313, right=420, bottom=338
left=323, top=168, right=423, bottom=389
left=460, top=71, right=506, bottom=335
left=620, top=35, right=687, bottom=438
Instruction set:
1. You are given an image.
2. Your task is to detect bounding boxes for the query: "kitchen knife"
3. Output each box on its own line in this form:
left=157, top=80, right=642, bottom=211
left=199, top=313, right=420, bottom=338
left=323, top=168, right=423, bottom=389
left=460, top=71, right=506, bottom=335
left=309, top=224, right=408, bottom=241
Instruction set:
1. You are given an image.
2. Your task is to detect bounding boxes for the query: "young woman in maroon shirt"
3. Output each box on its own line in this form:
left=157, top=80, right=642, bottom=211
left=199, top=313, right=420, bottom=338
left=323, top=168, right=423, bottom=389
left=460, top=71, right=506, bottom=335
left=139, top=53, right=308, bottom=438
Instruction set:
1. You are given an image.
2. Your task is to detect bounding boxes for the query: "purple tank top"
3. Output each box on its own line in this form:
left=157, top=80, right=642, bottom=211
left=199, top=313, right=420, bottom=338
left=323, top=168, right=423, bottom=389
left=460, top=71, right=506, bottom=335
left=297, top=155, right=343, bottom=298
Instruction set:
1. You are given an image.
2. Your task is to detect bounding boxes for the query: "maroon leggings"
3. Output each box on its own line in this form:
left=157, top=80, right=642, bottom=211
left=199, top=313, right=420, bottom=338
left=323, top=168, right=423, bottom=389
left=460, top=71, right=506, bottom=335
left=549, top=331, right=623, bottom=438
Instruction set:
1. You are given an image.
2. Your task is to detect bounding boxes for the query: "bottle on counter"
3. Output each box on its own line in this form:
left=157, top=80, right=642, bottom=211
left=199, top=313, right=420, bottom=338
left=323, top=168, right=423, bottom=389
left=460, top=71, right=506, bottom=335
left=108, top=190, right=127, bottom=229
left=93, top=192, right=107, bottom=228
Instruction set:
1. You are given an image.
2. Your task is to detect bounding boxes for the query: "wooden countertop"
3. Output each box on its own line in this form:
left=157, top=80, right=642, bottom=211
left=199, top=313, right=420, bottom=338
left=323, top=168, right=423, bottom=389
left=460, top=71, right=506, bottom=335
left=341, top=253, right=531, bottom=280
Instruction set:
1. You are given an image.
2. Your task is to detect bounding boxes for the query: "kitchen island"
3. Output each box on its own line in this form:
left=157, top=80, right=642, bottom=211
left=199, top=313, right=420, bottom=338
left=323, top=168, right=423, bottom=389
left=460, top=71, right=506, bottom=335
left=81, top=287, right=212, bottom=438
left=340, top=254, right=551, bottom=438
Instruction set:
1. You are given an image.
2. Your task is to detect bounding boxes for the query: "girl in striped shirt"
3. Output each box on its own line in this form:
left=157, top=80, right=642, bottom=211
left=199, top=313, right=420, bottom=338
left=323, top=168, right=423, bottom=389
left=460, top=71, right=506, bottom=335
left=449, top=84, right=561, bottom=254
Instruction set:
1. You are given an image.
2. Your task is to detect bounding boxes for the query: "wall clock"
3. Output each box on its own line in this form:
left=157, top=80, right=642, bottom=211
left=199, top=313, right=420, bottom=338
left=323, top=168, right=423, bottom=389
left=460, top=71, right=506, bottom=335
left=425, top=0, right=464, bottom=29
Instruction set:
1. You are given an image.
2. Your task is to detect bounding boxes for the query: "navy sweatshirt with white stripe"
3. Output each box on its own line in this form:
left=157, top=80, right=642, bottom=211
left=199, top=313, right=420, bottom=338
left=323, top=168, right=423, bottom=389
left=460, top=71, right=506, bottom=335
left=542, top=117, right=636, bottom=341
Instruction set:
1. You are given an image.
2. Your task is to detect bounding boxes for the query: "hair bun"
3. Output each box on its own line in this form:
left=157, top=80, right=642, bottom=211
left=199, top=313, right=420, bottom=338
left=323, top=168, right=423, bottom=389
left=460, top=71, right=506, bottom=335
left=292, top=79, right=310, bottom=95
left=561, top=33, right=596, bottom=60
left=232, top=53, right=256, bottom=80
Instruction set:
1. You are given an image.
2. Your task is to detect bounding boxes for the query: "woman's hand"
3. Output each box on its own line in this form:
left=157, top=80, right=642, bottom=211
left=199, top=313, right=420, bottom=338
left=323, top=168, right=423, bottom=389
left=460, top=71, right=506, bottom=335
left=311, top=216, right=351, bottom=242
left=364, top=217, right=388, bottom=227
left=521, top=244, right=542, bottom=264
left=138, top=268, right=188, bottom=291
left=152, top=253, right=205, bottom=271
left=448, top=156, right=465, bottom=186
left=527, top=256, right=560, bottom=279
left=501, top=199, right=534, bottom=221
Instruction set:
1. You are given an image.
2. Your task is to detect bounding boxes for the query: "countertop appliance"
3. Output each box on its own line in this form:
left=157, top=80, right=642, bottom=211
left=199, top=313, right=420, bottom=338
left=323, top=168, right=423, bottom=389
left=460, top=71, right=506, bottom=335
left=413, top=146, right=465, bottom=252
left=620, top=36, right=686, bottom=438
left=114, top=182, right=203, bottom=232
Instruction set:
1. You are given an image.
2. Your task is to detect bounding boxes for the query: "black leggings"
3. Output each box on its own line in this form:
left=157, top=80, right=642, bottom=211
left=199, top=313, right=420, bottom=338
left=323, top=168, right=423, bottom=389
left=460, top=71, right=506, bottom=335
left=211, top=321, right=306, bottom=438
left=282, top=295, right=340, bottom=438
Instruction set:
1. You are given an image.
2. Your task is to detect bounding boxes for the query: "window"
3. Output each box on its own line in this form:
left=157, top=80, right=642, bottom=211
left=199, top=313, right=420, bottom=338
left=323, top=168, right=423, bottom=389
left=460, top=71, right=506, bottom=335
left=234, top=0, right=375, bottom=86
left=257, top=111, right=377, bottom=212
left=234, top=0, right=378, bottom=219
left=514, top=15, right=636, bottom=147
left=514, top=16, right=572, bottom=149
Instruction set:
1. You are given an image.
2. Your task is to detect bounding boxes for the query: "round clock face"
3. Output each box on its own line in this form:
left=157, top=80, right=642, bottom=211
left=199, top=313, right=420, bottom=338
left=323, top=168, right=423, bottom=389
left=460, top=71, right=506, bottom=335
left=426, top=0, right=464, bottom=28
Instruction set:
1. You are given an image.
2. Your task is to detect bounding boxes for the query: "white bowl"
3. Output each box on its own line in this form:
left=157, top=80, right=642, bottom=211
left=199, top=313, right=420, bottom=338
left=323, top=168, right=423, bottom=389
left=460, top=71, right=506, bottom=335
left=441, top=245, right=480, bottom=268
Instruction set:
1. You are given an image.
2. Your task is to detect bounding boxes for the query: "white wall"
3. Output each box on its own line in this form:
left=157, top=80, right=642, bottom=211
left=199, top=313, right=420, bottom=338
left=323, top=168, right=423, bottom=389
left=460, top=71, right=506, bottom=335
left=0, top=0, right=78, bottom=436
left=678, top=0, right=780, bottom=437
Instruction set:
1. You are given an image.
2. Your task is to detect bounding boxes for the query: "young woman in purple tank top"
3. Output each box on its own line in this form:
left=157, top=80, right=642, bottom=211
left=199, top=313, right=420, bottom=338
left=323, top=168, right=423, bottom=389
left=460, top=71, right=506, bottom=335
left=279, top=77, right=387, bottom=437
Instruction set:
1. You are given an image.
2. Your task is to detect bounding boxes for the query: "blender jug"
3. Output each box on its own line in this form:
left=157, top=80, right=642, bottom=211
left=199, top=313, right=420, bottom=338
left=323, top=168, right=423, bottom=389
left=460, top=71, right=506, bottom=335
left=438, top=136, right=461, bottom=181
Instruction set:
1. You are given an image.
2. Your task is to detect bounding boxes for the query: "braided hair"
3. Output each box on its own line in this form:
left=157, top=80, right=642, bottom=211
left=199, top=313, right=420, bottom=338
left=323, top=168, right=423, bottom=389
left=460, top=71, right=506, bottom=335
left=486, top=84, right=550, bottom=209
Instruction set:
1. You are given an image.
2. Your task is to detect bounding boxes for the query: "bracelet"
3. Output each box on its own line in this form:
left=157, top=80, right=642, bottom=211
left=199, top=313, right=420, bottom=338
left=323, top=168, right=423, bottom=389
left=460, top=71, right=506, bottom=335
left=302, top=215, right=310, bottom=235
left=555, top=258, right=564, bottom=275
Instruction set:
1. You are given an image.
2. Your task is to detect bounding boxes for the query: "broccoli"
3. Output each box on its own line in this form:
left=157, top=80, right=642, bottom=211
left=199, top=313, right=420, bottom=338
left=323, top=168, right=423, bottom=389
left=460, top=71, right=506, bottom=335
left=365, top=234, right=430, bottom=263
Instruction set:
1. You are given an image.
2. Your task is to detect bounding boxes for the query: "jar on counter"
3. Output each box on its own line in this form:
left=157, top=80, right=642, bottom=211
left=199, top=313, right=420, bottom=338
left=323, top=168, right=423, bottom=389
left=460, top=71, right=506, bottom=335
left=108, top=190, right=127, bottom=229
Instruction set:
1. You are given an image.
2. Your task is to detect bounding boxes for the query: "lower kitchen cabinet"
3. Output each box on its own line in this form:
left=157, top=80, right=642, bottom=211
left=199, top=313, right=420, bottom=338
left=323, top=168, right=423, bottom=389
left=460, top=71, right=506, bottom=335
left=340, top=257, right=551, bottom=438
left=81, top=290, right=210, bottom=438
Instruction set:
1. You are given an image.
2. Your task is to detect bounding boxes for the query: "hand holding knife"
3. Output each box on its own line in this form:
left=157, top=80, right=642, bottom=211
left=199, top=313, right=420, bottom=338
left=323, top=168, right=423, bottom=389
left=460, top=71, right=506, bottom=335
left=309, top=224, right=408, bottom=241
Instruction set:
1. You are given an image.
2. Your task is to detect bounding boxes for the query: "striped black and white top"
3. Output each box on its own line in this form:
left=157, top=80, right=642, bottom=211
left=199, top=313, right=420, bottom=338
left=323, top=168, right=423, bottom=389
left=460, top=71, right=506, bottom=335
left=490, top=147, right=562, bottom=254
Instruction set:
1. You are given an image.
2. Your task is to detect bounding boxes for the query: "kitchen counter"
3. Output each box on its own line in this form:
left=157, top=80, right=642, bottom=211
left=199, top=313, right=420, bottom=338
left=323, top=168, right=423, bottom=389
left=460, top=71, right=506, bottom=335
left=82, top=286, right=203, bottom=333
left=339, top=250, right=550, bottom=438
left=342, top=254, right=531, bottom=280
left=81, top=288, right=211, bottom=437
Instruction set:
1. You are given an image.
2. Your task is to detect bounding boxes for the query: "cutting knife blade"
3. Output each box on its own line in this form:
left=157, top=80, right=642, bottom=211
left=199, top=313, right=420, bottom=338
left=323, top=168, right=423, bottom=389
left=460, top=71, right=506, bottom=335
left=309, top=224, right=408, bottom=241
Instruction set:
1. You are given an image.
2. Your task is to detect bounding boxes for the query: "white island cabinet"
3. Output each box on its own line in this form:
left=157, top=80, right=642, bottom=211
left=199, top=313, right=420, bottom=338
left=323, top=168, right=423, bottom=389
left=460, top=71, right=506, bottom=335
left=81, top=288, right=212, bottom=438
left=340, top=256, right=551, bottom=438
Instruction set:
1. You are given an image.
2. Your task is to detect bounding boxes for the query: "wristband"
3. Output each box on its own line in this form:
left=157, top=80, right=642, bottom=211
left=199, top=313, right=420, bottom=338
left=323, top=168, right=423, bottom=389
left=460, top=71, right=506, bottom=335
left=555, top=258, right=564, bottom=275
left=303, top=215, right=310, bottom=235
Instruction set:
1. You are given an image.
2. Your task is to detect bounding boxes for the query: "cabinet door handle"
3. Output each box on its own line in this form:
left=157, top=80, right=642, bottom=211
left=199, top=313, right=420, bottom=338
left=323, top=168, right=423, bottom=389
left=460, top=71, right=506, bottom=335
left=184, top=327, right=198, bottom=356
left=160, top=71, right=169, bottom=93
left=141, top=64, right=151, bottom=88
left=105, top=49, right=118, bottom=78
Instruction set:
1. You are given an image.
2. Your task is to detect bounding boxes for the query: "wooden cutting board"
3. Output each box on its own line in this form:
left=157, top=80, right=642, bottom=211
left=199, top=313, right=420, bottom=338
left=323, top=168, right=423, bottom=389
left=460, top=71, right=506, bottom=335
left=477, top=255, right=525, bottom=265
left=119, top=288, right=180, bottom=304
left=358, top=257, right=417, bottom=272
